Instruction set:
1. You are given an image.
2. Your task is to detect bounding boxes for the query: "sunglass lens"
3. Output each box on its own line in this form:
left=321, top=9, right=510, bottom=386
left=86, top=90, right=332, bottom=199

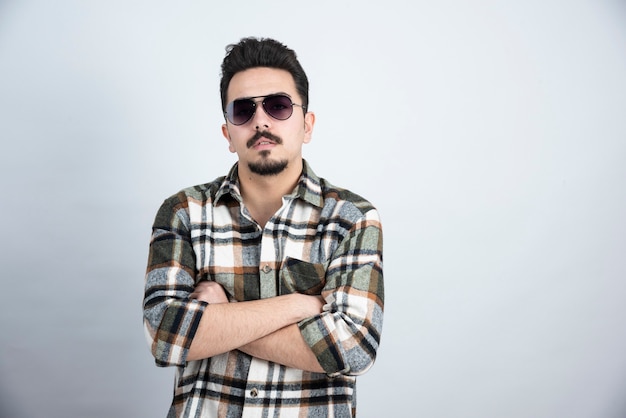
left=228, top=100, right=256, bottom=125
left=263, top=95, right=293, bottom=120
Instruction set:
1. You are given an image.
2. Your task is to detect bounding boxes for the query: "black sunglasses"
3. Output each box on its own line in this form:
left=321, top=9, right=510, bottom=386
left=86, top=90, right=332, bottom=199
left=224, top=94, right=306, bottom=126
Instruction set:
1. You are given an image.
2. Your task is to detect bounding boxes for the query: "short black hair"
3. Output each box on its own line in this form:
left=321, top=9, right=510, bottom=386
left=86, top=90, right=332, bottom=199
left=220, top=37, right=309, bottom=112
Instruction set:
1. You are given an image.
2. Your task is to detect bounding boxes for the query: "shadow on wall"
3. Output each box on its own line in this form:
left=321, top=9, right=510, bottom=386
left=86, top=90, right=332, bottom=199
left=0, top=389, right=20, bottom=418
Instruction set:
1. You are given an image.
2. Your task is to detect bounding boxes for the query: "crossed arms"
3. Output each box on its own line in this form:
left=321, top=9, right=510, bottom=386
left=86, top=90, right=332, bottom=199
left=143, top=193, right=384, bottom=376
left=186, top=281, right=325, bottom=372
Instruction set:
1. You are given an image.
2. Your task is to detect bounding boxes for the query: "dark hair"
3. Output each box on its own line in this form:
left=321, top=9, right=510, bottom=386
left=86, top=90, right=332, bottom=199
left=220, top=37, right=309, bottom=112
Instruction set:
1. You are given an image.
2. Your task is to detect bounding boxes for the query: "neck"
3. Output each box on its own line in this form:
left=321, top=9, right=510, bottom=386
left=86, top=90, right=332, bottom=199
left=238, top=159, right=303, bottom=227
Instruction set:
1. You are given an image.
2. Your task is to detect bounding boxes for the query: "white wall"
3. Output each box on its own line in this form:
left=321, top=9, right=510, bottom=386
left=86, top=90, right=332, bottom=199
left=1, top=1, right=625, bottom=417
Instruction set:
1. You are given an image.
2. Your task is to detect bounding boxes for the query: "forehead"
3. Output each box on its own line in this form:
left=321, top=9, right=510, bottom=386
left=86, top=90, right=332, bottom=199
left=227, top=67, right=298, bottom=102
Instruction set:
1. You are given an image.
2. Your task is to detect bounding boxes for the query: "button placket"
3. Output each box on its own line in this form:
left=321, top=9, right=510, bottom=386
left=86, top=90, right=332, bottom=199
left=258, top=221, right=278, bottom=298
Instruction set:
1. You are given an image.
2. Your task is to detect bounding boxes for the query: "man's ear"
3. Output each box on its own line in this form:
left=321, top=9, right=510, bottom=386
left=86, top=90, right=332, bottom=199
left=222, top=124, right=236, bottom=153
left=303, top=112, right=315, bottom=144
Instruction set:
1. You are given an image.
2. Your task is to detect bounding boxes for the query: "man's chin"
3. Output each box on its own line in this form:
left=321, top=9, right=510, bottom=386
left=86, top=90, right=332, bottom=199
left=248, top=159, right=288, bottom=176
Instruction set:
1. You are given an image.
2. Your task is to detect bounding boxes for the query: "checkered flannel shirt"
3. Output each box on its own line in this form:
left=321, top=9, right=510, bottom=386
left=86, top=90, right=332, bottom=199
left=143, top=160, right=384, bottom=417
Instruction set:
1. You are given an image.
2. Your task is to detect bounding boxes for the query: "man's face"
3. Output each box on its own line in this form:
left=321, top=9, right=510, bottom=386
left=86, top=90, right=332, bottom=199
left=221, top=67, right=315, bottom=177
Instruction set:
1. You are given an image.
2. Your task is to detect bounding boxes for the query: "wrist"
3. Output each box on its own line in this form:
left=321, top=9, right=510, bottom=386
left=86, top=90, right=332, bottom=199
left=289, top=293, right=323, bottom=321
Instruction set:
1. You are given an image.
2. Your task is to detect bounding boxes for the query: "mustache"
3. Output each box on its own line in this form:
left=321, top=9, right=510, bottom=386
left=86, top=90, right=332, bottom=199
left=247, top=130, right=283, bottom=148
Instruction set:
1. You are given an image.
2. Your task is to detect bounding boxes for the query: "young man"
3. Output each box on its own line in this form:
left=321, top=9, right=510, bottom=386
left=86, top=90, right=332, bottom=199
left=143, top=37, right=384, bottom=417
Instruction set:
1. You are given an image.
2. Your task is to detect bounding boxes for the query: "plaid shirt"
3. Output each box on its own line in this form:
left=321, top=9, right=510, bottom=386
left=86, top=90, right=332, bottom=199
left=143, top=160, right=384, bottom=417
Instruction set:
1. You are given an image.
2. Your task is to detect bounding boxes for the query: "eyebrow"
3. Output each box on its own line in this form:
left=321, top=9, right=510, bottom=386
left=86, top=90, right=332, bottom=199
left=234, top=92, right=292, bottom=101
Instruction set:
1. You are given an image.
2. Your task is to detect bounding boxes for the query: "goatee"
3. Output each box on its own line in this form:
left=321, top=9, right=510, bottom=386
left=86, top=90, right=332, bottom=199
left=247, top=130, right=287, bottom=176
left=248, top=156, right=288, bottom=176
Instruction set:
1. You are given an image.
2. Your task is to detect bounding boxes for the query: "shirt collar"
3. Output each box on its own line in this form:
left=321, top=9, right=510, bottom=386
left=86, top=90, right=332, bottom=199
left=214, top=159, right=323, bottom=208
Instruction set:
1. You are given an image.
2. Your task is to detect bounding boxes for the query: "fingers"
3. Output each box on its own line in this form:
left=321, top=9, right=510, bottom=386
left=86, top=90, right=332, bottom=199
left=189, top=281, right=230, bottom=304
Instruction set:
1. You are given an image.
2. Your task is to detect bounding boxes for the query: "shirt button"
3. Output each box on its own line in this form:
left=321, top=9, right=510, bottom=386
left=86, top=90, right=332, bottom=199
left=250, top=388, right=258, bottom=398
left=261, top=264, right=271, bottom=274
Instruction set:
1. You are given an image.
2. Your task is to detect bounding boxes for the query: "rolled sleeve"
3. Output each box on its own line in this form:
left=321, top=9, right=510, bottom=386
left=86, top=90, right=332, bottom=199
left=298, top=209, right=384, bottom=376
left=143, top=194, right=206, bottom=367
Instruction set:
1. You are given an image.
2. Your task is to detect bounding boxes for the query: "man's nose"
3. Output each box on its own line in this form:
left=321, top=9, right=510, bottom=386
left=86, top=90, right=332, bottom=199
left=251, top=101, right=272, bottom=130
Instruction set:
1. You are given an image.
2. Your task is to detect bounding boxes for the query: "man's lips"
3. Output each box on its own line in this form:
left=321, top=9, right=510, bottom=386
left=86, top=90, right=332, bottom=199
left=247, top=131, right=282, bottom=148
left=253, top=138, right=276, bottom=148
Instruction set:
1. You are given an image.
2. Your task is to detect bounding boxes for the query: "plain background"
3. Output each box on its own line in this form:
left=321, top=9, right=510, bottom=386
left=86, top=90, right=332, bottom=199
left=1, top=1, right=626, bottom=417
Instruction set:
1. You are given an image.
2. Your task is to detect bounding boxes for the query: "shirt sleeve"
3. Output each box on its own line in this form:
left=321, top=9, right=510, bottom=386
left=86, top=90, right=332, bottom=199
left=143, top=193, right=207, bottom=367
left=298, top=208, right=384, bottom=376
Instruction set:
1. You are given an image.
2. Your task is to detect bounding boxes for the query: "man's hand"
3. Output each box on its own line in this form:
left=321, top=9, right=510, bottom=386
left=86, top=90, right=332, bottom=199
left=189, top=281, right=229, bottom=304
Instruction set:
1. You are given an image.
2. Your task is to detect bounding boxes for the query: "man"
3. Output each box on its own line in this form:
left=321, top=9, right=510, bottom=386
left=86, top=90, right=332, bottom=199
left=143, top=37, right=384, bottom=417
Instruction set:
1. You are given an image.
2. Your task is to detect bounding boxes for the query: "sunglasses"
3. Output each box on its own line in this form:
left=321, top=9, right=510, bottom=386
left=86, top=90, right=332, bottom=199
left=224, top=94, right=306, bottom=126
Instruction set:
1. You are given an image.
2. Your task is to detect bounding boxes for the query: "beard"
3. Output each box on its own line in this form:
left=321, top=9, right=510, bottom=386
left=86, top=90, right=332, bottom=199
left=248, top=154, right=288, bottom=176
left=246, top=130, right=288, bottom=176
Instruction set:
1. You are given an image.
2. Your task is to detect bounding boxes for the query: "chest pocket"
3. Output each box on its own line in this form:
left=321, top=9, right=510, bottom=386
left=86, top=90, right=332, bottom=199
left=279, top=257, right=328, bottom=296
